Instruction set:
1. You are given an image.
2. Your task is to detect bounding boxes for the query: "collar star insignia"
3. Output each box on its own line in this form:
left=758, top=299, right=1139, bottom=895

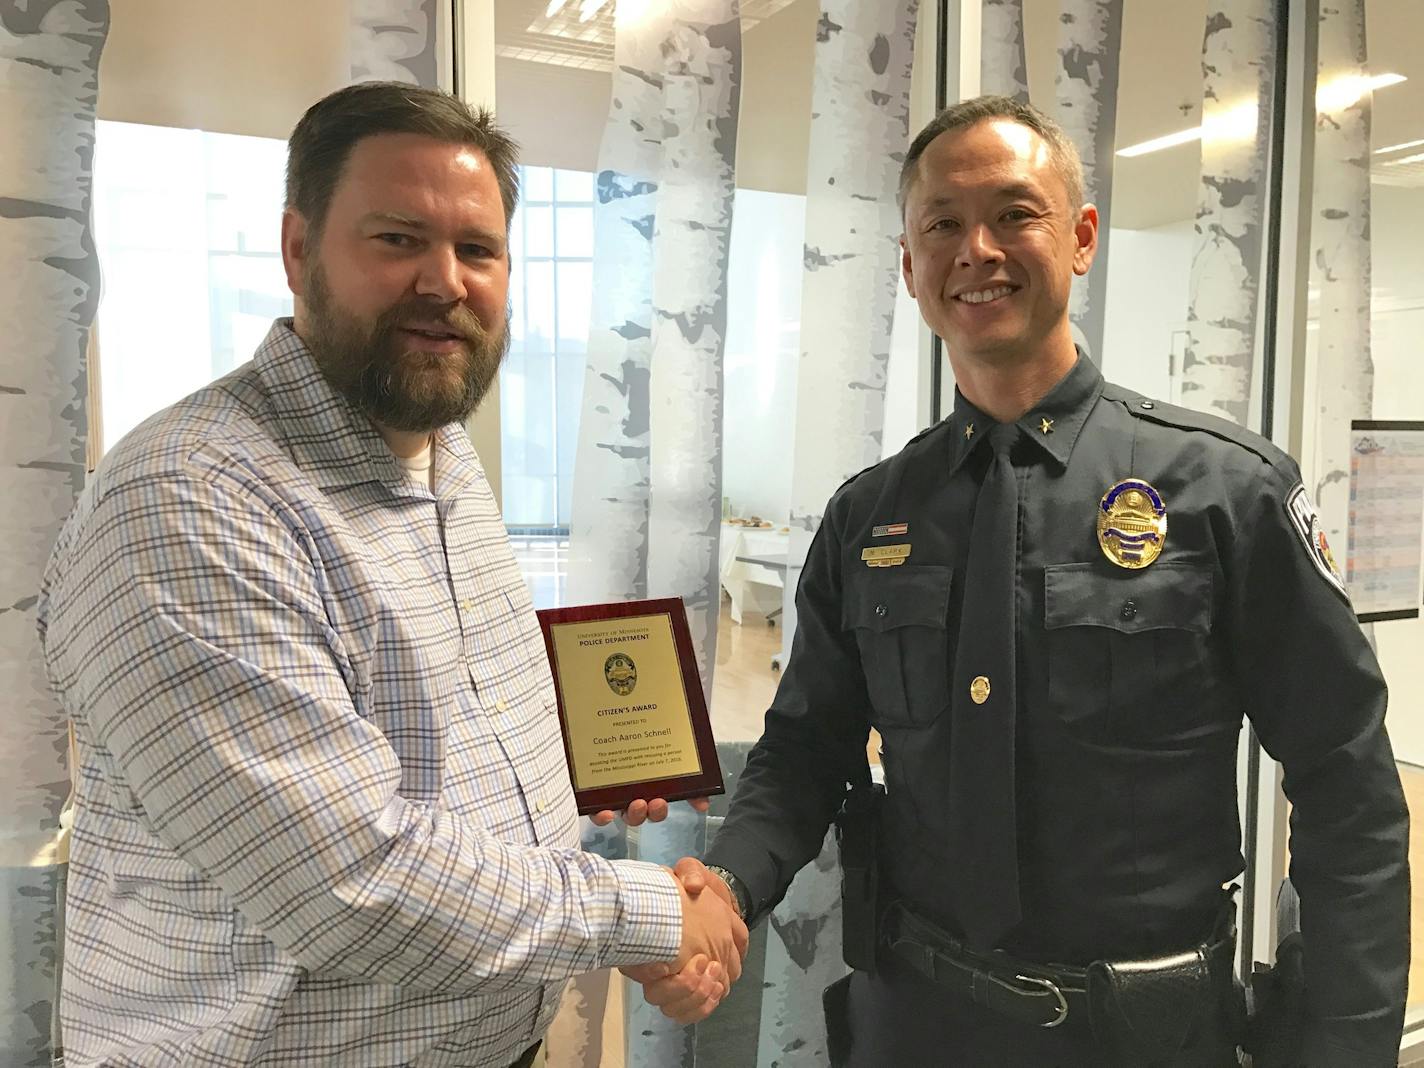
left=1039, top=416, right=1055, bottom=435
left=965, top=422, right=975, bottom=440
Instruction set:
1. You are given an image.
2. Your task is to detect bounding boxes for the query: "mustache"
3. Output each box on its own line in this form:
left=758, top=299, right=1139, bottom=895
left=375, top=299, right=491, bottom=347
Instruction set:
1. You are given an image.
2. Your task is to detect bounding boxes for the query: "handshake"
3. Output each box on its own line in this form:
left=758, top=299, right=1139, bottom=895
left=620, top=857, right=749, bottom=1025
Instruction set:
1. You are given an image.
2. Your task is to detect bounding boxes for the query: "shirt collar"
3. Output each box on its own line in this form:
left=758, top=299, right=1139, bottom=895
left=251, top=318, right=487, bottom=499
left=948, top=349, right=1104, bottom=475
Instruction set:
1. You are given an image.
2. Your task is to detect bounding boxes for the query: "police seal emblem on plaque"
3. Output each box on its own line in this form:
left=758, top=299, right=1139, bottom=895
left=604, top=652, right=638, bottom=697
left=1097, top=479, right=1167, bottom=569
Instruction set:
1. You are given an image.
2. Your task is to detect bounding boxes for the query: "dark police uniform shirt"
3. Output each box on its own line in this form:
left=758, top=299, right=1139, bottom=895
left=704, top=354, right=1408, bottom=1063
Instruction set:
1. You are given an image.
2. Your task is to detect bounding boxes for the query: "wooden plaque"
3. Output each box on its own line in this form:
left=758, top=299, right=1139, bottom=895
left=536, top=597, right=724, bottom=815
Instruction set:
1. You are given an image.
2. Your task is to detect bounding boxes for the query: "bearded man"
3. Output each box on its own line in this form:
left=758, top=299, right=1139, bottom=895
left=37, top=83, right=745, bottom=1068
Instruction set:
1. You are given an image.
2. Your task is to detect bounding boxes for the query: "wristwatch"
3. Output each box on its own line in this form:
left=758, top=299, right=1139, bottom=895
left=705, top=864, right=752, bottom=920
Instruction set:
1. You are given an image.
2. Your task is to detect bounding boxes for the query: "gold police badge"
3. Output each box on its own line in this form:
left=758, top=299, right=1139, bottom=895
left=1097, top=479, right=1167, bottom=569
left=604, top=652, right=638, bottom=697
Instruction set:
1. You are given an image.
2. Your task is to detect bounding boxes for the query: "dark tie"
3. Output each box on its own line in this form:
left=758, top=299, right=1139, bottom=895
left=948, top=421, right=1023, bottom=949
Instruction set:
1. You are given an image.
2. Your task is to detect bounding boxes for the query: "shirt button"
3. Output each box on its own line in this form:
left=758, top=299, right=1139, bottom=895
left=460, top=599, right=475, bottom=611
left=1140, top=401, right=1155, bottom=410
left=536, top=799, right=547, bottom=813
left=495, top=700, right=508, bottom=713
left=874, top=604, right=888, bottom=617
left=1120, top=599, right=1137, bottom=620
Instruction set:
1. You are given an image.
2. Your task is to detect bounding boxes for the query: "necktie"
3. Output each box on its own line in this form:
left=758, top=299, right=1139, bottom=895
left=947, top=421, right=1023, bottom=949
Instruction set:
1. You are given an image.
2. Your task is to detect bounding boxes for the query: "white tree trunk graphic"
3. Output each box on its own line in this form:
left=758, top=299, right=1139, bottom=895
left=981, top=0, right=1028, bottom=102
left=1311, top=0, right=1371, bottom=561
left=349, top=0, right=439, bottom=87
left=645, top=2, right=742, bottom=697
left=1055, top=0, right=1122, bottom=362
left=0, top=2, right=109, bottom=1061
left=755, top=829, right=846, bottom=1065
left=1181, top=0, right=1275, bottom=426
left=782, top=0, right=919, bottom=660
left=567, top=8, right=676, bottom=606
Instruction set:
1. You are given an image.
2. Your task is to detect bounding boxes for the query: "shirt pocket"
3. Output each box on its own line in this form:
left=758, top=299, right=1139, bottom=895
left=1044, top=562, right=1218, bottom=747
left=843, top=565, right=953, bottom=727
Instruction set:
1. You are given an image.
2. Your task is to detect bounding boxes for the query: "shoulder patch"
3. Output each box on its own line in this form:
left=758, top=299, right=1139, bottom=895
left=1284, top=483, right=1349, bottom=600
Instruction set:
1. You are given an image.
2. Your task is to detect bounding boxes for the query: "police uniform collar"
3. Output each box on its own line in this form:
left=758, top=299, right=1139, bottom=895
left=949, top=349, right=1103, bottom=474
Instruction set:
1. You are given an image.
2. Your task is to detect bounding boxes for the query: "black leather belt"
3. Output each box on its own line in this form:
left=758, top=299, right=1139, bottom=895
left=883, top=897, right=1237, bottom=1035
left=885, top=902, right=1089, bottom=1029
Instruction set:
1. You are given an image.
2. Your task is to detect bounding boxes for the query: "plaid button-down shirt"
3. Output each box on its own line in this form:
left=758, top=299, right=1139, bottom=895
left=38, top=321, right=682, bottom=1067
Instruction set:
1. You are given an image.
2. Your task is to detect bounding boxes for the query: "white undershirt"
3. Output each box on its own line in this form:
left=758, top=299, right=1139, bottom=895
left=394, top=438, right=436, bottom=492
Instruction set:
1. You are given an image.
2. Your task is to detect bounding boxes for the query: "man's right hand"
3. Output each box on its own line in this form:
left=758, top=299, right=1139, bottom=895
left=619, top=869, right=749, bottom=1024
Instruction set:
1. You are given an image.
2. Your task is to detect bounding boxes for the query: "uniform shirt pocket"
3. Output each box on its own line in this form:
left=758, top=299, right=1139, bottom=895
left=843, top=565, right=953, bottom=727
left=1044, top=562, right=1220, bottom=746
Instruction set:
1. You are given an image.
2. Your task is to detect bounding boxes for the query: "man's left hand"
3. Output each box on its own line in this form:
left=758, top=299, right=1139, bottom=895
left=590, top=796, right=711, bottom=827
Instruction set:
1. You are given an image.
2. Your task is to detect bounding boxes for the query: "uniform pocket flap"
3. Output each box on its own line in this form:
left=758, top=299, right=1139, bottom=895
left=1044, top=562, right=1212, bottom=635
left=844, top=565, right=952, bottom=633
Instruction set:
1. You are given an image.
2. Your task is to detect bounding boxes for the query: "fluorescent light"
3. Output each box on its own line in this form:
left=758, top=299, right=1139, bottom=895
left=1316, top=72, right=1405, bottom=113
left=545, top=0, right=570, bottom=16
left=1382, top=151, right=1424, bottom=167
left=1116, top=127, right=1203, bottom=158
left=1375, top=138, right=1424, bottom=155
left=579, top=0, right=610, bottom=22
left=1117, top=72, right=1406, bottom=158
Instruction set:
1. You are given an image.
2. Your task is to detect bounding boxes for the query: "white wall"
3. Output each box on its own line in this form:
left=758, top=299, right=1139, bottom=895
left=1099, top=221, right=1196, bottom=401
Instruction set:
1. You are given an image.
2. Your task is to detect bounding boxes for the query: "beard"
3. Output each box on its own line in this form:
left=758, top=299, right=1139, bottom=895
left=301, top=262, right=510, bottom=433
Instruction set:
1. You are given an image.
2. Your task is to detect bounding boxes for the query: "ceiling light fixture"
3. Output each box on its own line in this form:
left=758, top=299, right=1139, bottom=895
left=1382, top=151, right=1424, bottom=168
left=579, top=0, right=610, bottom=22
left=545, top=0, right=570, bottom=17
left=1118, top=72, right=1407, bottom=158
left=1373, top=137, right=1424, bottom=156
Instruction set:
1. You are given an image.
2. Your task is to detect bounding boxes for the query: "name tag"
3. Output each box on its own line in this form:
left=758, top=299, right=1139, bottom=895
left=861, top=544, right=911, bottom=567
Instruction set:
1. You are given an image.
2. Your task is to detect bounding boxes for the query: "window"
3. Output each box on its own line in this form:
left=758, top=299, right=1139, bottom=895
left=500, top=165, right=595, bottom=530
left=93, top=121, right=291, bottom=453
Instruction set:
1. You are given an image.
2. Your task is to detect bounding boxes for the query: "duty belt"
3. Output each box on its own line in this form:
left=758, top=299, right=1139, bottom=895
left=882, top=896, right=1237, bottom=1034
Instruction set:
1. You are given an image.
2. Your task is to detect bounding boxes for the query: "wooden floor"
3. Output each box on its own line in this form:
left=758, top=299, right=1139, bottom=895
left=708, top=599, right=783, bottom=741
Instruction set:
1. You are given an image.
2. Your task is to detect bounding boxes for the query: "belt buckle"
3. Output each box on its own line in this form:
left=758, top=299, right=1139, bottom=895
left=1013, top=974, right=1069, bottom=1029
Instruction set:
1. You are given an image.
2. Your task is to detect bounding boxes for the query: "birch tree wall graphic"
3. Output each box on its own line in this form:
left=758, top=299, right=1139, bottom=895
left=567, top=8, right=676, bottom=608
left=0, top=2, right=109, bottom=1062
left=349, top=0, right=440, bottom=87
left=782, top=0, right=919, bottom=660
left=1055, top=0, right=1122, bottom=362
left=1311, top=0, right=1371, bottom=562
left=981, top=0, right=1029, bottom=102
left=556, top=11, right=685, bottom=1064
left=645, top=0, right=742, bottom=696
left=1181, top=0, right=1275, bottom=426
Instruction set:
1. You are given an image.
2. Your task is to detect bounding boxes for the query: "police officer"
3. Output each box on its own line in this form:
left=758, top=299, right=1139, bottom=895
left=649, top=96, right=1409, bottom=1064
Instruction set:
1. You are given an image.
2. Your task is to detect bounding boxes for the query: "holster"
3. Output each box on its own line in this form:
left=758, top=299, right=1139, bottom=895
left=1085, top=895, right=1242, bottom=1066
left=1242, top=932, right=1307, bottom=1067
left=834, top=780, right=885, bottom=973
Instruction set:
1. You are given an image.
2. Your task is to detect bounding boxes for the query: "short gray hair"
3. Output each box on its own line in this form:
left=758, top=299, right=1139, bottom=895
left=898, top=95, right=1084, bottom=216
